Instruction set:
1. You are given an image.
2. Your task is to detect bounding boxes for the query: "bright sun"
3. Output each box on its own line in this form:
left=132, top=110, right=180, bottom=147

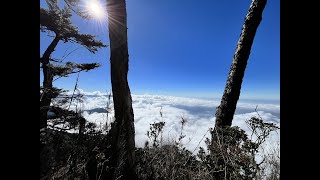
left=86, top=0, right=104, bottom=19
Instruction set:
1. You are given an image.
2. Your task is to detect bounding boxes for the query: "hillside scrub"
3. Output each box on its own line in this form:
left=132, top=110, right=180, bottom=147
left=40, top=114, right=279, bottom=180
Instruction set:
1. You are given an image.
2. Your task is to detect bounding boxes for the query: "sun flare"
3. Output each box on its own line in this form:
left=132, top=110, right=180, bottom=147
left=86, top=0, right=105, bottom=19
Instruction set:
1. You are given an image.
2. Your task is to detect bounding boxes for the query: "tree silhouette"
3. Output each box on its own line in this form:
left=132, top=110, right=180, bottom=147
left=215, top=0, right=268, bottom=128
left=105, top=0, right=137, bottom=179
left=40, top=2, right=106, bottom=131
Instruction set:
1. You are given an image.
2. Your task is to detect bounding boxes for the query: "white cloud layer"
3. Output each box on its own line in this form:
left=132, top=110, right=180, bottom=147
left=66, top=90, right=280, bottom=158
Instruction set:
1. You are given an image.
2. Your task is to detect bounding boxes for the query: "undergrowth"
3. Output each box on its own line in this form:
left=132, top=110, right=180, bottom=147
left=40, top=111, right=279, bottom=180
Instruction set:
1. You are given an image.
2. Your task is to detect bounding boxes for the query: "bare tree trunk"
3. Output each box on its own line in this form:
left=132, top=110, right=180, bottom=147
left=40, top=35, right=60, bottom=179
left=106, top=0, right=137, bottom=179
left=40, top=36, right=60, bottom=130
left=215, top=0, right=267, bottom=128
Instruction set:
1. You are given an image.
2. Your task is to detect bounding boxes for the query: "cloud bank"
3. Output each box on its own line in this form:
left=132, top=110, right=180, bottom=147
left=66, top=90, right=280, bottom=156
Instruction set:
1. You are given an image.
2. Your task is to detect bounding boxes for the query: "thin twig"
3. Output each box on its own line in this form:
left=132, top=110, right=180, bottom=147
left=61, top=45, right=72, bottom=60
left=183, top=128, right=210, bottom=167
left=255, top=105, right=263, bottom=120
left=68, top=72, right=80, bottom=111
left=61, top=47, right=81, bottom=62
left=214, top=127, right=227, bottom=180
left=63, top=0, right=89, bottom=18
left=53, top=69, right=80, bottom=82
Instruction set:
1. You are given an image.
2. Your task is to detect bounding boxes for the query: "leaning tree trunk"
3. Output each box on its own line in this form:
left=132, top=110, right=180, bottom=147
left=106, top=0, right=137, bottom=179
left=40, top=35, right=60, bottom=178
left=215, top=0, right=267, bottom=128
left=40, top=36, right=60, bottom=130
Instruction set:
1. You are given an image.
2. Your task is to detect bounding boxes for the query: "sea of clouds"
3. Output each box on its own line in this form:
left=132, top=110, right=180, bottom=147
left=65, top=89, right=280, bottom=159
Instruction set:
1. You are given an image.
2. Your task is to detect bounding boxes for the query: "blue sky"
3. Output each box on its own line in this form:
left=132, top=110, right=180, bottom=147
left=40, top=0, right=279, bottom=100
